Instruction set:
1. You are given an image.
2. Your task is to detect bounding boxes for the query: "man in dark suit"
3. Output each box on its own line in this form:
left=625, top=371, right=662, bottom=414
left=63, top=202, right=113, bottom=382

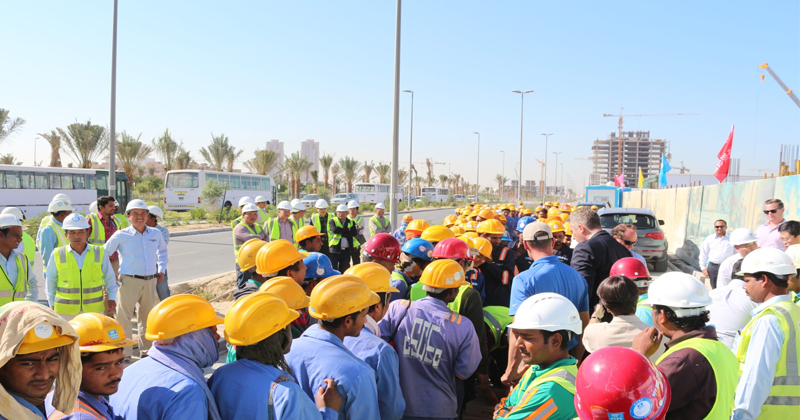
left=569, top=207, right=632, bottom=309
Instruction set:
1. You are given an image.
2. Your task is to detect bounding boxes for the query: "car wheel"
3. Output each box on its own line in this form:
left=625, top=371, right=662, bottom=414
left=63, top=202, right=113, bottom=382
left=654, top=256, right=668, bottom=273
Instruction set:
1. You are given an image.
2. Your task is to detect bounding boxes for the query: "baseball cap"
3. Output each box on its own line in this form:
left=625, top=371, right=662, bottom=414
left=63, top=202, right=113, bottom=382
left=522, top=221, right=553, bottom=241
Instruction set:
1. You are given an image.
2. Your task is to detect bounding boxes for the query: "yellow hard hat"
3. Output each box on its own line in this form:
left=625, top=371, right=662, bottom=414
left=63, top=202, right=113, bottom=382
left=259, top=276, right=311, bottom=310
left=545, top=201, right=552, bottom=206
left=145, top=294, right=223, bottom=341
left=308, top=275, right=380, bottom=320
left=477, top=219, right=505, bottom=235
left=477, top=208, right=494, bottom=220
left=538, top=217, right=548, bottom=223
left=256, top=239, right=305, bottom=275
left=450, top=225, right=466, bottom=236
left=554, top=201, right=560, bottom=207
left=564, top=222, right=573, bottom=236
left=548, top=220, right=566, bottom=233
left=443, top=215, right=456, bottom=227
left=518, top=200, right=523, bottom=205
left=406, top=219, right=430, bottom=234
left=464, top=221, right=478, bottom=232
left=591, top=205, right=598, bottom=211
left=558, top=213, right=569, bottom=223
left=457, top=216, right=468, bottom=225
left=547, top=207, right=559, bottom=217
left=419, top=259, right=469, bottom=289
left=345, top=263, right=399, bottom=294
left=237, top=238, right=267, bottom=272
left=499, top=205, right=508, bottom=211
left=509, top=205, right=516, bottom=211
left=535, top=206, right=543, bottom=212
left=471, top=237, right=493, bottom=260
left=18, top=320, right=76, bottom=355
left=295, top=225, right=323, bottom=243
left=496, top=214, right=507, bottom=223
left=70, top=313, right=135, bottom=353
left=522, top=208, right=533, bottom=216
left=421, top=225, right=456, bottom=243
left=462, top=231, right=479, bottom=239
left=403, top=214, right=413, bottom=223
left=224, top=292, right=299, bottom=346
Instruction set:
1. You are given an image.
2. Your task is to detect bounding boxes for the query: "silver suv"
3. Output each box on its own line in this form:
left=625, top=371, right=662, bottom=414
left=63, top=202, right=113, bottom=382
left=598, top=207, right=669, bottom=272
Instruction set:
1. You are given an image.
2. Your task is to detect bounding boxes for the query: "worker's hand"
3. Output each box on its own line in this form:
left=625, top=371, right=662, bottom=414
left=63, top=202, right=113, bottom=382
left=157, top=273, right=164, bottom=283
left=702, top=269, right=709, bottom=277
left=501, top=366, right=523, bottom=388
left=106, top=300, right=117, bottom=317
left=632, top=327, right=662, bottom=358
left=476, top=373, right=499, bottom=405
left=592, top=303, right=605, bottom=320
left=315, top=378, right=342, bottom=412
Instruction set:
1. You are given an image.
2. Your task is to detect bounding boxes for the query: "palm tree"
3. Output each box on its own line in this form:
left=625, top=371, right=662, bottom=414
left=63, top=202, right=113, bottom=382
left=226, top=146, right=243, bottom=172
left=152, top=129, right=179, bottom=172
left=425, top=158, right=434, bottom=185
left=398, top=169, right=408, bottom=187
left=463, top=181, right=472, bottom=197
left=439, top=174, right=449, bottom=188
left=310, top=170, right=319, bottom=193
left=426, top=174, right=435, bottom=187
left=148, top=165, right=156, bottom=177
left=0, top=154, right=16, bottom=165
left=413, top=176, right=423, bottom=196
left=137, top=166, right=145, bottom=177
left=284, top=152, right=311, bottom=198
left=199, top=133, right=230, bottom=171
left=338, top=156, right=362, bottom=193
left=174, top=146, right=193, bottom=170
left=38, top=130, right=63, bottom=167
left=57, top=120, right=110, bottom=168
left=331, top=163, right=341, bottom=194
left=362, top=161, right=374, bottom=183
left=453, top=174, right=462, bottom=194
left=244, top=149, right=280, bottom=175
left=375, top=163, right=390, bottom=184
left=319, top=153, right=334, bottom=189
left=116, top=131, right=154, bottom=192
left=495, top=174, right=509, bottom=198
left=0, top=109, right=25, bottom=146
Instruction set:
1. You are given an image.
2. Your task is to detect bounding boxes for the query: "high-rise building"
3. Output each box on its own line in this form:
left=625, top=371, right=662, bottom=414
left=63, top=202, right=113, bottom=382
left=589, top=131, right=667, bottom=187
left=266, top=139, right=285, bottom=177
left=300, top=139, right=320, bottom=183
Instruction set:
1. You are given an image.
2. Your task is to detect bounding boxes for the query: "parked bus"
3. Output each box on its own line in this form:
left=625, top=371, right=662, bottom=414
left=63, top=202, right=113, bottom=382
left=353, top=183, right=406, bottom=204
left=164, top=169, right=277, bottom=211
left=0, top=165, right=130, bottom=218
left=421, top=187, right=450, bottom=203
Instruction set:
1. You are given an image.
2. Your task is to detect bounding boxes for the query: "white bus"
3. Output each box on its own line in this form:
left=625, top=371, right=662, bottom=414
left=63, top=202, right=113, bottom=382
left=421, top=187, right=450, bottom=203
left=353, top=183, right=406, bottom=204
left=164, top=169, right=277, bottom=211
left=0, top=165, right=130, bottom=218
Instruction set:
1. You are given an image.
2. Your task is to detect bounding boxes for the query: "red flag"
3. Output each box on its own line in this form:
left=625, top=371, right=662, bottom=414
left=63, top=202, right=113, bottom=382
left=615, top=173, right=625, bottom=187
left=714, top=125, right=734, bottom=182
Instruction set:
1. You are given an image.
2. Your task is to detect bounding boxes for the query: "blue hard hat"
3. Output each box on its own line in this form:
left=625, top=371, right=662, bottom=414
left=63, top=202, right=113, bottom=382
left=501, top=231, right=511, bottom=242
left=516, top=216, right=535, bottom=233
left=401, top=238, right=434, bottom=262
left=303, top=252, right=340, bottom=279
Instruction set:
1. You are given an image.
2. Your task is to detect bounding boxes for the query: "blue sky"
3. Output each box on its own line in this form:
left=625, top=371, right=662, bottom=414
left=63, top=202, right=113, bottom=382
left=2, top=1, right=798, bottom=191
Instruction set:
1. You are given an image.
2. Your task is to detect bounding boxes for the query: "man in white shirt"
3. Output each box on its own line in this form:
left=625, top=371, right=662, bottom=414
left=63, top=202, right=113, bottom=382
left=707, top=259, right=757, bottom=350
left=699, top=219, right=734, bottom=289
left=716, top=228, right=758, bottom=288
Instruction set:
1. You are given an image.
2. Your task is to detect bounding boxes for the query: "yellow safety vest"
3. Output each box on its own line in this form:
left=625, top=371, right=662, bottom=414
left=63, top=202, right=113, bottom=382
left=736, top=300, right=800, bottom=418
left=329, top=217, right=360, bottom=248
left=655, top=337, right=738, bottom=420
left=113, top=214, right=129, bottom=230
left=53, top=245, right=106, bottom=315
left=265, top=217, right=298, bottom=243
left=257, top=208, right=269, bottom=224
left=21, top=232, right=35, bottom=267
left=409, top=282, right=470, bottom=313
left=369, top=215, right=388, bottom=236
left=0, top=253, right=28, bottom=305
left=87, top=213, right=119, bottom=245
left=45, top=219, right=68, bottom=249
left=233, top=221, right=263, bottom=256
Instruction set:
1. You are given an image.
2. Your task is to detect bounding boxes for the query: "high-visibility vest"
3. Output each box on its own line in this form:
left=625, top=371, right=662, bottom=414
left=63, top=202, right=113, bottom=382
left=87, top=213, right=119, bottom=245
left=637, top=294, right=652, bottom=312
left=48, top=398, right=105, bottom=420
left=44, top=219, right=68, bottom=250
left=494, top=363, right=577, bottom=419
left=113, top=214, right=129, bottom=230
left=369, top=215, right=388, bottom=236
left=292, top=216, right=305, bottom=227
left=230, top=216, right=243, bottom=230
left=735, top=300, right=800, bottom=418
left=483, top=306, right=513, bottom=352
left=37, top=215, right=54, bottom=246
left=21, top=232, right=35, bottom=267
left=265, top=217, right=298, bottom=244
left=0, top=253, right=28, bottom=305
left=311, top=213, right=328, bottom=234
left=329, top=217, right=359, bottom=248
left=391, top=271, right=408, bottom=291
left=53, top=245, right=106, bottom=315
left=409, top=282, right=470, bottom=313
left=257, top=208, right=269, bottom=224
left=655, top=337, right=738, bottom=420
left=232, top=221, right=263, bottom=256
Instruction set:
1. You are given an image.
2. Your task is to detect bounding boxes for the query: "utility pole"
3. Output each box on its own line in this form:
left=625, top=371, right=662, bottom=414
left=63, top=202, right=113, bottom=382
left=553, top=152, right=561, bottom=197
left=473, top=132, right=480, bottom=202
left=402, top=89, right=413, bottom=204
left=512, top=90, right=533, bottom=203
left=540, top=133, right=552, bottom=202
left=389, top=0, right=402, bottom=229
left=108, top=0, right=118, bottom=200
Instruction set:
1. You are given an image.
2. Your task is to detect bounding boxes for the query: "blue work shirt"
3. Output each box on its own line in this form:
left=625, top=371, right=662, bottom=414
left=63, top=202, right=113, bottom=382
left=466, top=268, right=486, bottom=303
left=45, top=244, right=118, bottom=307
left=208, top=358, right=337, bottom=420
left=0, top=393, right=46, bottom=420
left=39, top=219, right=65, bottom=274
left=636, top=293, right=654, bottom=326
left=111, top=356, right=209, bottom=420
left=45, top=389, right=117, bottom=420
left=391, top=270, right=411, bottom=303
left=0, top=249, right=38, bottom=302
left=286, top=325, right=380, bottom=420
left=343, top=324, right=405, bottom=420
left=104, top=226, right=168, bottom=276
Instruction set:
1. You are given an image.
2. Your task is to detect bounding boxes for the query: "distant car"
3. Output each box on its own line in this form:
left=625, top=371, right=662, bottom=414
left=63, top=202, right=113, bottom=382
left=331, top=193, right=358, bottom=206
left=598, top=207, right=669, bottom=272
left=452, top=194, right=466, bottom=202
left=301, top=194, right=319, bottom=208
left=415, top=196, right=424, bottom=202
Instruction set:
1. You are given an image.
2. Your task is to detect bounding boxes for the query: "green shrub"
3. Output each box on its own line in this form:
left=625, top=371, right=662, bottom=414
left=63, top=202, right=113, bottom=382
left=189, top=207, right=207, bottom=221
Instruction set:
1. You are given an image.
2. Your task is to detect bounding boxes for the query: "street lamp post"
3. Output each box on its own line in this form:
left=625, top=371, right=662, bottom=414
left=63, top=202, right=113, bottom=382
left=500, top=150, right=505, bottom=202
left=512, top=90, right=533, bottom=203
left=108, top=0, right=119, bottom=199
left=402, top=89, right=413, bottom=204
left=473, top=132, right=480, bottom=202
left=559, top=163, right=564, bottom=199
left=540, top=133, right=552, bottom=202
left=389, top=0, right=402, bottom=230
left=553, top=152, right=561, bottom=197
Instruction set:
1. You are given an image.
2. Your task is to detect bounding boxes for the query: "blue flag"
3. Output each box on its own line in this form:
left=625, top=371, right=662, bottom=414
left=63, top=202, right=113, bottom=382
left=659, top=154, right=672, bottom=187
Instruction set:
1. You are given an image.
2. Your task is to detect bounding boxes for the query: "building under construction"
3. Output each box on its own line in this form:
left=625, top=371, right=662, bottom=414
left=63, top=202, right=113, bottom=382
left=589, top=131, right=667, bottom=187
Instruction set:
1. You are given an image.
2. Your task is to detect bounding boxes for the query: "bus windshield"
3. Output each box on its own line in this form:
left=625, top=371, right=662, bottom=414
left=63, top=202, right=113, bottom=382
left=166, top=172, right=199, bottom=188
left=422, top=188, right=436, bottom=193
left=355, top=185, right=376, bottom=192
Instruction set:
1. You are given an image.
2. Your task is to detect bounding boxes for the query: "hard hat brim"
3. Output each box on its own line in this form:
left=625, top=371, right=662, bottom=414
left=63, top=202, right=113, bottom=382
left=145, top=315, right=224, bottom=341
left=17, top=334, right=75, bottom=355
left=80, top=337, right=137, bottom=353
left=225, top=308, right=300, bottom=347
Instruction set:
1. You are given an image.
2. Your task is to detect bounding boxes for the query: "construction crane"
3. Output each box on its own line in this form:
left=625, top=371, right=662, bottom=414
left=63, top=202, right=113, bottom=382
left=676, top=161, right=690, bottom=174
left=759, top=63, right=800, bottom=108
left=602, top=108, right=699, bottom=182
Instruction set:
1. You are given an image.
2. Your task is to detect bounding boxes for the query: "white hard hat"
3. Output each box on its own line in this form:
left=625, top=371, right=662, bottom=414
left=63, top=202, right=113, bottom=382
left=125, top=199, right=149, bottom=213
left=147, top=206, right=165, bottom=220
left=785, top=245, right=800, bottom=269
left=1, top=207, right=24, bottom=222
left=290, top=199, right=302, bottom=206
left=114, top=201, right=120, bottom=208
left=730, top=228, right=758, bottom=246
left=315, top=199, right=329, bottom=209
left=53, top=193, right=72, bottom=204
left=89, top=201, right=98, bottom=214
left=238, top=196, right=255, bottom=207
left=276, top=201, right=292, bottom=210
left=507, top=293, right=582, bottom=335
left=255, top=195, right=268, bottom=203
left=241, top=203, right=259, bottom=214
left=336, top=204, right=348, bottom=212
left=375, top=203, right=386, bottom=210
left=63, top=214, right=91, bottom=230
left=292, top=202, right=306, bottom=213
left=644, top=272, right=711, bottom=317
left=0, top=214, right=21, bottom=228
left=48, top=200, right=72, bottom=213
left=737, top=248, right=796, bottom=277
left=347, top=200, right=359, bottom=209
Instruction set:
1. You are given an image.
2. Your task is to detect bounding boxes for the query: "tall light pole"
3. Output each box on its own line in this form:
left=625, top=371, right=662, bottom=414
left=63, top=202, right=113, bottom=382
left=553, top=152, right=561, bottom=197
left=389, top=0, right=402, bottom=229
left=559, top=163, right=564, bottom=198
left=540, top=133, right=552, bottom=202
left=500, top=150, right=505, bottom=202
left=473, top=132, right=480, bottom=202
left=512, top=90, right=533, bottom=202
left=402, top=89, right=413, bottom=201
left=108, top=0, right=119, bottom=200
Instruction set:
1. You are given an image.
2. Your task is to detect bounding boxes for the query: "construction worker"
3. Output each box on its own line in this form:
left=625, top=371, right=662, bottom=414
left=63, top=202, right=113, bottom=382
left=574, top=347, right=672, bottom=420
left=265, top=201, right=298, bottom=243
left=285, top=275, right=382, bottom=419
left=2, top=207, right=36, bottom=271
left=328, top=204, right=358, bottom=273
left=347, top=201, right=365, bottom=266
left=610, top=257, right=656, bottom=326
left=707, top=260, right=758, bottom=351
left=0, top=214, right=37, bottom=304
left=716, top=228, right=759, bottom=288
left=310, top=199, right=331, bottom=256
left=361, top=233, right=402, bottom=271
left=103, top=199, right=168, bottom=358
left=563, top=222, right=573, bottom=248
left=39, top=199, right=72, bottom=278
left=232, top=238, right=269, bottom=299
left=514, top=216, right=535, bottom=273
left=476, top=208, right=495, bottom=223
left=421, top=224, right=456, bottom=247
left=45, top=313, right=136, bottom=420
left=296, top=225, right=324, bottom=253
left=494, top=293, right=581, bottom=420
left=111, top=201, right=129, bottom=230
left=46, top=214, right=117, bottom=319
left=450, top=225, right=466, bottom=237
left=343, top=263, right=406, bottom=420
left=256, top=239, right=307, bottom=286
left=291, top=201, right=307, bottom=227
left=254, top=195, right=270, bottom=223
left=632, top=272, right=738, bottom=419
left=301, top=252, right=340, bottom=296
left=85, top=197, right=120, bottom=278
left=378, top=259, right=481, bottom=419
left=404, top=219, right=430, bottom=241
left=393, top=214, right=413, bottom=244
left=731, top=248, right=800, bottom=419
left=0, top=302, right=80, bottom=420
left=369, top=203, right=392, bottom=237
left=786, top=246, right=800, bottom=303
left=230, top=196, right=255, bottom=230
left=210, top=292, right=341, bottom=420
left=37, top=193, right=72, bottom=230
left=467, top=236, right=492, bottom=303
left=549, top=219, right=573, bottom=265
left=391, top=238, right=434, bottom=302
left=478, top=219, right=517, bottom=307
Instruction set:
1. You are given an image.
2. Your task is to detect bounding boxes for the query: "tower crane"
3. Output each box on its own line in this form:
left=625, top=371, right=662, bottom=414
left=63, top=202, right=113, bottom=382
left=759, top=63, right=800, bottom=108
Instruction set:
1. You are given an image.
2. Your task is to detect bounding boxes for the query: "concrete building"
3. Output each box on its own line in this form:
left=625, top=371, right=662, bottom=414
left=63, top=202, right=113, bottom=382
left=589, top=131, right=667, bottom=187
left=266, top=139, right=285, bottom=177
left=300, top=139, right=319, bottom=183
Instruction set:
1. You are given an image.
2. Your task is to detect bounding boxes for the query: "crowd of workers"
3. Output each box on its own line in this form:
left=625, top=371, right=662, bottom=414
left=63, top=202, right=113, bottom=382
left=0, top=193, right=797, bottom=420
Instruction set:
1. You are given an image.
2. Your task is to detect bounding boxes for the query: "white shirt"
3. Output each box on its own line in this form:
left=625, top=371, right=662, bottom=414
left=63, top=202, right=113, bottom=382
left=699, top=233, right=734, bottom=269
left=716, top=253, right=743, bottom=288
left=104, top=226, right=168, bottom=276
left=583, top=315, right=666, bottom=363
left=706, top=279, right=757, bottom=350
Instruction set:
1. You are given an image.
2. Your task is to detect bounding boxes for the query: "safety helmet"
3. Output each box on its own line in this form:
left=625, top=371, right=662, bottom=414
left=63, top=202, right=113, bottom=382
left=499, top=205, right=508, bottom=211
left=295, top=225, right=323, bottom=243
left=406, top=219, right=430, bottom=234
left=255, top=239, right=305, bottom=275
left=362, top=233, right=402, bottom=264
left=419, top=259, right=468, bottom=289
left=535, top=206, right=543, bottom=212
left=545, top=201, right=552, bottom=207
left=125, top=199, right=148, bottom=213
left=521, top=208, right=532, bottom=216
left=421, top=225, right=456, bottom=244
left=89, top=201, right=99, bottom=215
left=730, top=228, right=758, bottom=246
left=402, top=214, right=413, bottom=223
left=145, top=294, right=224, bottom=341
left=644, top=272, right=711, bottom=317
left=501, top=232, right=511, bottom=242
left=610, top=257, right=652, bottom=287
left=558, top=213, right=569, bottom=223
left=336, top=204, right=348, bottom=212
left=516, top=216, right=535, bottom=233
left=273, top=201, right=290, bottom=211
left=786, top=245, right=800, bottom=269
left=464, top=221, right=478, bottom=232
left=345, top=263, right=399, bottom=293
left=237, top=239, right=267, bottom=271
left=477, top=219, right=505, bottom=235
left=564, top=222, right=572, bottom=236
left=148, top=205, right=165, bottom=220
left=290, top=199, right=301, bottom=206
left=433, top=238, right=473, bottom=261
left=53, top=193, right=72, bottom=204
left=375, top=203, right=386, bottom=210
left=547, top=207, right=559, bottom=217
left=62, top=214, right=91, bottom=230
left=401, top=238, right=435, bottom=261
left=2, top=207, right=24, bottom=221
left=241, top=203, right=259, bottom=214
left=737, top=247, right=796, bottom=277
left=224, top=292, right=299, bottom=346
left=591, top=205, right=598, bottom=211
left=462, top=231, right=479, bottom=239
left=0, top=214, right=21, bottom=228
left=48, top=199, right=72, bottom=213
left=450, top=225, right=466, bottom=236
left=308, top=275, right=380, bottom=320
left=17, top=319, right=76, bottom=355
left=575, top=347, right=671, bottom=420
left=509, top=205, right=516, bottom=211
left=303, top=252, right=341, bottom=279
left=255, top=195, right=268, bottom=203
left=471, top=237, right=493, bottom=260
left=259, top=277, right=311, bottom=310
left=291, top=202, right=306, bottom=213
left=477, top=208, right=495, bottom=220
left=443, top=215, right=456, bottom=227
left=496, top=214, right=507, bottom=223
left=458, top=235, right=475, bottom=252
left=69, top=313, right=136, bottom=352
left=347, top=200, right=360, bottom=209
left=238, top=196, right=255, bottom=207
left=507, top=293, right=582, bottom=335
left=315, top=199, right=329, bottom=209
left=547, top=220, right=566, bottom=234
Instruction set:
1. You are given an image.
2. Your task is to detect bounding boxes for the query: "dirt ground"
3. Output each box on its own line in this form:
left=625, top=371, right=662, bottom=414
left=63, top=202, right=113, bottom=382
left=166, top=222, right=229, bottom=233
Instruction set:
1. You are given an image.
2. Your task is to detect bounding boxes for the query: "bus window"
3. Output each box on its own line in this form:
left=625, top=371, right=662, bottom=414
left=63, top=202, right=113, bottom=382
left=34, top=173, right=49, bottom=189
left=262, top=179, right=270, bottom=190
left=50, top=173, right=62, bottom=189
left=206, top=173, right=217, bottom=183
left=217, top=174, right=228, bottom=186
left=20, top=173, right=33, bottom=189
left=95, top=174, right=107, bottom=190
left=241, top=177, right=251, bottom=190
left=73, top=175, right=85, bottom=189
left=165, top=172, right=198, bottom=188
left=4, top=172, right=21, bottom=189
left=61, top=174, right=74, bottom=189
left=229, top=175, right=241, bottom=189
left=85, top=174, right=96, bottom=190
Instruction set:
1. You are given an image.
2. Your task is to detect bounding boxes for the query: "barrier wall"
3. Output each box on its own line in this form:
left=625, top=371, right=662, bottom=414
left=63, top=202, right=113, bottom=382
left=623, top=174, right=798, bottom=269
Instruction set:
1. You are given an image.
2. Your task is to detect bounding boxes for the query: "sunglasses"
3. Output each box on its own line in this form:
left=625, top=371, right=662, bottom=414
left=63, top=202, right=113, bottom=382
left=714, top=225, right=726, bottom=229
left=763, top=209, right=780, bottom=214
left=623, top=239, right=637, bottom=246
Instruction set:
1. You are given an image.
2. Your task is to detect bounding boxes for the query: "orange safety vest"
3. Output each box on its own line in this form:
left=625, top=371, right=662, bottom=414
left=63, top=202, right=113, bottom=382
left=48, top=399, right=105, bottom=420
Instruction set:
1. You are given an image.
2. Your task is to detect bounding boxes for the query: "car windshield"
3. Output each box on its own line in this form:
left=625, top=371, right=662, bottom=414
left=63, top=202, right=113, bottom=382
left=303, top=195, right=318, bottom=200
left=600, top=214, right=657, bottom=230
left=333, top=194, right=347, bottom=198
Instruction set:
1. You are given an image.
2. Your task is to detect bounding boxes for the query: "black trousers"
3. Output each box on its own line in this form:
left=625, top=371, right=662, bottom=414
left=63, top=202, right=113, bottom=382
left=708, top=262, right=721, bottom=289
left=329, top=251, right=351, bottom=273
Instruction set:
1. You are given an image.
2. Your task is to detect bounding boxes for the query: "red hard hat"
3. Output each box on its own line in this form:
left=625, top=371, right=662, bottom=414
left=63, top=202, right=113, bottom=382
left=363, top=233, right=401, bottom=264
left=432, top=238, right=473, bottom=261
left=610, top=257, right=652, bottom=286
left=575, top=347, right=671, bottom=420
